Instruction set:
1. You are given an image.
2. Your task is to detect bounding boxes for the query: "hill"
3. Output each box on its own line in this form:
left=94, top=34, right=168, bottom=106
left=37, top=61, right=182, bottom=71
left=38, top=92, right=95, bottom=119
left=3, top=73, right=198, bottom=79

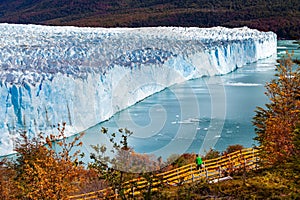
left=0, top=0, right=299, bottom=39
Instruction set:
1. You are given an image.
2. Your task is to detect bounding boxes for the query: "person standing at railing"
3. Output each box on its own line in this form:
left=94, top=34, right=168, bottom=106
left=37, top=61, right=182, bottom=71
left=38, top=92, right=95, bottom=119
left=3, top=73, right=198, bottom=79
left=195, top=154, right=203, bottom=170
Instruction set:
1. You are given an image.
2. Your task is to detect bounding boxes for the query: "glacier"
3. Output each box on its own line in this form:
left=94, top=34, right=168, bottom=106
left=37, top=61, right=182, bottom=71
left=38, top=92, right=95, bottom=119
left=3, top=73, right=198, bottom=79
left=0, top=24, right=277, bottom=156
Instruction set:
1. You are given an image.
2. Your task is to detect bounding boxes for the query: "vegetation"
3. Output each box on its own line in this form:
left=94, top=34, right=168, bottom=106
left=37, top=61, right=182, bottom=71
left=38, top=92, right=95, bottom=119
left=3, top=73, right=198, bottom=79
left=151, top=168, right=300, bottom=199
left=0, top=124, right=251, bottom=199
left=151, top=55, right=300, bottom=199
left=0, top=123, right=89, bottom=199
left=253, top=52, right=300, bottom=165
left=1, top=55, right=299, bottom=199
left=0, top=0, right=299, bottom=39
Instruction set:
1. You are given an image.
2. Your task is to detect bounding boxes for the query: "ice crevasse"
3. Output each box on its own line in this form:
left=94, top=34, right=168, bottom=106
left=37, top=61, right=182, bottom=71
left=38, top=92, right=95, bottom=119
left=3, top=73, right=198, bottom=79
left=0, top=24, right=277, bottom=155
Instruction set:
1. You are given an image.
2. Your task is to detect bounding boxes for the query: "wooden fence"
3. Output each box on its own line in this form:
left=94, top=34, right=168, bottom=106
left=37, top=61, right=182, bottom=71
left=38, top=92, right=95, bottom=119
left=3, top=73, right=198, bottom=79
left=68, top=147, right=260, bottom=199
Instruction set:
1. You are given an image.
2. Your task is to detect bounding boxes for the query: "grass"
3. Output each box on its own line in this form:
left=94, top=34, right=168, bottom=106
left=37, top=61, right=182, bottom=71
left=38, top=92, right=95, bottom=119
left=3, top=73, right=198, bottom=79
left=149, top=167, right=300, bottom=199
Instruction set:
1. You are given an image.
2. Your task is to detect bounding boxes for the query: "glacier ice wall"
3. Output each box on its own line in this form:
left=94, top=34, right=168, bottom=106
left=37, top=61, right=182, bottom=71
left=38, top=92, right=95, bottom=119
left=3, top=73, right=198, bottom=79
left=0, top=24, right=277, bottom=155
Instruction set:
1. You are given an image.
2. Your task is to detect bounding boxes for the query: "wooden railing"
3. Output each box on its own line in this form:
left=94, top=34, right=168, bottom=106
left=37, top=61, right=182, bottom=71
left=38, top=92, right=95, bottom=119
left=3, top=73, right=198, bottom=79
left=68, top=147, right=260, bottom=199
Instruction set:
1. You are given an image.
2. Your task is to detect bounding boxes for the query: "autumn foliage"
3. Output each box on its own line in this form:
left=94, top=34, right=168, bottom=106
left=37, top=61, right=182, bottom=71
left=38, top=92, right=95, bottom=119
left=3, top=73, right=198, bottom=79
left=87, top=127, right=163, bottom=198
left=1, top=52, right=300, bottom=198
left=0, top=123, right=87, bottom=200
left=253, top=53, right=300, bottom=165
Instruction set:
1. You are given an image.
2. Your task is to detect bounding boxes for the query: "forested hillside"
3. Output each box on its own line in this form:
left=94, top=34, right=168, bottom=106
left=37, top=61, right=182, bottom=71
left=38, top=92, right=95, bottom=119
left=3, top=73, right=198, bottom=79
left=0, top=0, right=299, bottom=39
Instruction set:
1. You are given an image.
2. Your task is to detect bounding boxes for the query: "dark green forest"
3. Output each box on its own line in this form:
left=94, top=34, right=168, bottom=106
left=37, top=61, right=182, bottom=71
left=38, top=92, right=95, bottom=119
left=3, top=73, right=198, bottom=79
left=0, top=0, right=299, bottom=39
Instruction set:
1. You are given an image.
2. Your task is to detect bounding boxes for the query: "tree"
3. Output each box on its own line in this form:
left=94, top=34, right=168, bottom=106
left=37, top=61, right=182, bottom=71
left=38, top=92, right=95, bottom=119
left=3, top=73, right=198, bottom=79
left=224, top=144, right=244, bottom=154
left=88, top=127, right=161, bottom=199
left=0, top=159, right=18, bottom=200
left=12, top=123, right=86, bottom=199
left=253, top=53, right=300, bottom=165
left=203, top=148, right=221, bottom=160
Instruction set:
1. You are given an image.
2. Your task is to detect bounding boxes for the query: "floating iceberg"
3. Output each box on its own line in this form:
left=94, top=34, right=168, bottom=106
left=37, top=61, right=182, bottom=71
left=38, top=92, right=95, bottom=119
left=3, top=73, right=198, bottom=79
left=0, top=24, right=277, bottom=155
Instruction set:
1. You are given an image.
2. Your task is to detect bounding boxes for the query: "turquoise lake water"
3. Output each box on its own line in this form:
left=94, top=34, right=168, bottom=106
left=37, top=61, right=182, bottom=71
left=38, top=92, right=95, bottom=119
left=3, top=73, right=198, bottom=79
left=3, top=40, right=297, bottom=161
left=74, top=40, right=299, bottom=160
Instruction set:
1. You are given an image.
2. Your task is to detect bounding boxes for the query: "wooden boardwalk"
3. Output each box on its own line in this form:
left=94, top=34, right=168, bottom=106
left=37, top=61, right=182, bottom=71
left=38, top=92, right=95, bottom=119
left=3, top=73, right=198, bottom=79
left=69, top=148, right=260, bottom=199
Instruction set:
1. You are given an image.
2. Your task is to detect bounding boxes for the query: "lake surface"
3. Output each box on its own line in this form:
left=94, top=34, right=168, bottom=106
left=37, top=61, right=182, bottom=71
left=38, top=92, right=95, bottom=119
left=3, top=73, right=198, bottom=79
left=71, top=40, right=300, bottom=160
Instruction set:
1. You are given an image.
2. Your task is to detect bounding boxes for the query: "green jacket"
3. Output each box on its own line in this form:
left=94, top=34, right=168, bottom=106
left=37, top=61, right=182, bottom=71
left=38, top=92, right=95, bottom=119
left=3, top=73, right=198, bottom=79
left=196, top=156, right=203, bottom=165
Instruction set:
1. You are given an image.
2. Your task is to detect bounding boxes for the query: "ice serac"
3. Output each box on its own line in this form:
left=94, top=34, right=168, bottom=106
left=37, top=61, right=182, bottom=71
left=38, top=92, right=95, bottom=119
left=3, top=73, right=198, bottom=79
left=0, top=24, right=277, bottom=155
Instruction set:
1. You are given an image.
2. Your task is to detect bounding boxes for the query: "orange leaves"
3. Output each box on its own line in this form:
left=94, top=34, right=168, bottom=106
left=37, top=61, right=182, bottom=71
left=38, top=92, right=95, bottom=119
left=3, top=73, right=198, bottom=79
left=0, top=162, right=18, bottom=200
left=253, top=53, right=300, bottom=165
left=0, top=123, right=87, bottom=199
left=46, top=136, right=52, bottom=148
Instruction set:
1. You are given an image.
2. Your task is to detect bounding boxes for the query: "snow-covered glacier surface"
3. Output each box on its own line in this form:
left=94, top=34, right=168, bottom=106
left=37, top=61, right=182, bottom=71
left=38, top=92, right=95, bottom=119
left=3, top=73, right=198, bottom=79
left=0, top=24, right=277, bottom=156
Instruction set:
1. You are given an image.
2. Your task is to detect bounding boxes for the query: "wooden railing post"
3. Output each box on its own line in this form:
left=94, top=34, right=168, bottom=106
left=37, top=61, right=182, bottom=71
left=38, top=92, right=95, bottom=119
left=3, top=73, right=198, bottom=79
left=177, top=169, right=180, bottom=184
left=191, top=165, right=194, bottom=182
left=228, top=155, right=232, bottom=174
left=132, top=186, right=135, bottom=198
left=255, top=148, right=259, bottom=170
left=115, top=189, right=118, bottom=200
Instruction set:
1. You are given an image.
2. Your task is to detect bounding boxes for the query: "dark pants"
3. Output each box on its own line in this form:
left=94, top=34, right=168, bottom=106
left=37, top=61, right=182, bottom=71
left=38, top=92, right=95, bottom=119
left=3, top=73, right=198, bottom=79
left=196, top=164, right=202, bottom=170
